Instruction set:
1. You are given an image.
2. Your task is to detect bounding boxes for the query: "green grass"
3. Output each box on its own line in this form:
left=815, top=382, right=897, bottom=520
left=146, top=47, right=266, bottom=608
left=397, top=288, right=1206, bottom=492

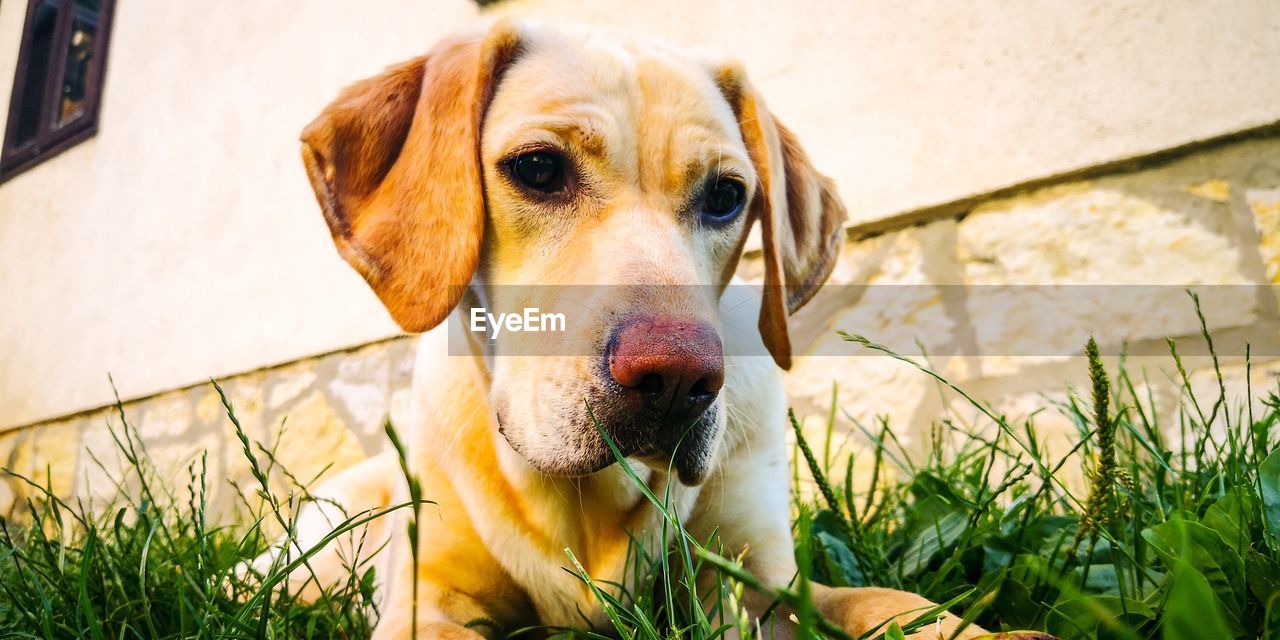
left=3, top=297, right=1279, bottom=639
left=0, top=386, right=404, bottom=639
left=800, top=331, right=1280, bottom=640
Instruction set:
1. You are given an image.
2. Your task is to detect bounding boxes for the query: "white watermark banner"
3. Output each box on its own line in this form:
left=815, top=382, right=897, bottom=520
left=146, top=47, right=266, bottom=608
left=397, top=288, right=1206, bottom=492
left=446, top=285, right=1280, bottom=357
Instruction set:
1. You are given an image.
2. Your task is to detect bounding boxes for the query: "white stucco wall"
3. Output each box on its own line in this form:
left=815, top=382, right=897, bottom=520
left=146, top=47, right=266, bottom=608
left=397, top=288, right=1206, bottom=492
left=0, top=1, right=481, bottom=429
left=1, top=0, right=1278, bottom=429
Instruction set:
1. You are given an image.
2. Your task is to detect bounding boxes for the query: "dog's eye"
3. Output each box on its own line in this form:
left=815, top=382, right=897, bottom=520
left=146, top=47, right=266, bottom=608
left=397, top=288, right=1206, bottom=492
left=510, top=151, right=564, bottom=192
left=702, top=179, right=745, bottom=223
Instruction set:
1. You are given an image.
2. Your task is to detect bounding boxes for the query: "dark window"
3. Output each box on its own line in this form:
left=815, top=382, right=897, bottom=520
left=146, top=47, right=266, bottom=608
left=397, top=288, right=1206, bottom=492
left=1, top=0, right=115, bottom=183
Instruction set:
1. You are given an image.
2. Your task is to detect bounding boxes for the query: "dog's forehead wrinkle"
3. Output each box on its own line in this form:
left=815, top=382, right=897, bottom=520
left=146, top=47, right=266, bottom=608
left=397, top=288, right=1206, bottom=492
left=631, top=61, right=726, bottom=191
left=507, top=116, right=609, bottom=152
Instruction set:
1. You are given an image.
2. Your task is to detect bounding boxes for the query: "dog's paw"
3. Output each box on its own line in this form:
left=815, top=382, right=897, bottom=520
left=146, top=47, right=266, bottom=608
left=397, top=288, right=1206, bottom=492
left=811, top=586, right=987, bottom=639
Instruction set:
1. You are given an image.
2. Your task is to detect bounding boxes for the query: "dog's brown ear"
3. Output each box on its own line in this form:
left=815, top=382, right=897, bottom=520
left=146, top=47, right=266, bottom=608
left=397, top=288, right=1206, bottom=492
left=717, top=65, right=847, bottom=370
left=301, top=23, right=521, bottom=332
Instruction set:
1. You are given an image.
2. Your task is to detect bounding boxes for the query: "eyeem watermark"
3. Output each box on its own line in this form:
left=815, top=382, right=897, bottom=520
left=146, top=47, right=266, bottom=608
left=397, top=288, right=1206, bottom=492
left=470, top=307, right=567, bottom=339
left=448, top=284, right=1280, bottom=356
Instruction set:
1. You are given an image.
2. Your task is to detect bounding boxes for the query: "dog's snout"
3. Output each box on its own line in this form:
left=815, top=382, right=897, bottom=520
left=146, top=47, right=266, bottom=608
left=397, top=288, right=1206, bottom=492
left=607, top=316, right=725, bottom=421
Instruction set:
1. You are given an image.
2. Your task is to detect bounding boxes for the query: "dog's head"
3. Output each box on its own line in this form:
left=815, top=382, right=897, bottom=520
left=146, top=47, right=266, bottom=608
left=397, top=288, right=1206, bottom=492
left=300, top=21, right=844, bottom=485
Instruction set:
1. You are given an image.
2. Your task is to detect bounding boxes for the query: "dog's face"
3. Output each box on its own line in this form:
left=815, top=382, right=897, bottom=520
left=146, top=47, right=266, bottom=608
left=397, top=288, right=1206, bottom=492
left=299, top=21, right=845, bottom=485
left=477, top=29, right=758, bottom=483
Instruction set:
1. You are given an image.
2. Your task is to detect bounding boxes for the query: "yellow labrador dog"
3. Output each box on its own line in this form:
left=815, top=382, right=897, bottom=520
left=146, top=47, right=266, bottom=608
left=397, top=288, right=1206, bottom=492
left=255, top=19, right=1013, bottom=640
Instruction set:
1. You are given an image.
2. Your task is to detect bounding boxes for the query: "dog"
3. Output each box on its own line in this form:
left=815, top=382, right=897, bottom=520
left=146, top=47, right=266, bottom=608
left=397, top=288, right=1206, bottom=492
left=251, top=19, right=1006, bottom=640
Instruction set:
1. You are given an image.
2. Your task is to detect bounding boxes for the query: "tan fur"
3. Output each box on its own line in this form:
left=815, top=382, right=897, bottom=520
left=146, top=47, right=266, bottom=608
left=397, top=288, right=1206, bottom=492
left=265, top=20, right=988, bottom=640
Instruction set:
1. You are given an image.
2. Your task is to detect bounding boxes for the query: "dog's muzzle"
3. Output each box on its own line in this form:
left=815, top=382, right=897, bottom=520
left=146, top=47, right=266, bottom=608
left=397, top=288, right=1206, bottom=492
left=604, top=314, right=724, bottom=484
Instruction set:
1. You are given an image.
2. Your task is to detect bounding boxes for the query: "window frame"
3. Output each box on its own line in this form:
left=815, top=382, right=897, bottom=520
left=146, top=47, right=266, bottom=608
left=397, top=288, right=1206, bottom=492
left=0, top=0, right=116, bottom=184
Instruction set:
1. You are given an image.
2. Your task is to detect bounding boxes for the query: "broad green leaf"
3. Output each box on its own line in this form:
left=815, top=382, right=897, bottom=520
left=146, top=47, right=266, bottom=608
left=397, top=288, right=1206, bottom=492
left=903, top=494, right=960, bottom=533
left=1075, top=536, right=1113, bottom=565
left=814, top=530, right=865, bottom=587
left=981, top=536, right=1016, bottom=574
left=1008, top=553, right=1055, bottom=588
left=1143, top=519, right=1245, bottom=634
left=1022, top=515, right=1081, bottom=558
left=1046, top=595, right=1153, bottom=640
left=1245, top=550, right=1280, bottom=610
left=1261, top=449, right=1280, bottom=543
left=1073, top=563, right=1121, bottom=594
left=898, top=510, right=968, bottom=578
left=1163, top=559, right=1235, bottom=640
left=811, top=509, right=851, bottom=540
left=988, top=573, right=1040, bottom=630
left=909, top=472, right=971, bottom=509
left=1203, top=488, right=1256, bottom=553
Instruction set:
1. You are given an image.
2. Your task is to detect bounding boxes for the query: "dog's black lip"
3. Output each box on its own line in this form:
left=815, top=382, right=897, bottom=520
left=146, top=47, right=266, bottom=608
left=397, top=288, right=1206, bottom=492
left=634, top=452, right=707, bottom=486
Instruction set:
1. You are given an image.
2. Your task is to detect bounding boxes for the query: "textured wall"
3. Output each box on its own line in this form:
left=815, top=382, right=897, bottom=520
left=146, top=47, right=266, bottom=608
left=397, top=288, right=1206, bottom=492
left=4, top=135, right=1277, bottom=513
left=2, top=0, right=1279, bottom=429
left=0, top=0, right=481, bottom=429
left=783, top=136, right=1280, bottom=465
left=0, top=339, right=418, bottom=514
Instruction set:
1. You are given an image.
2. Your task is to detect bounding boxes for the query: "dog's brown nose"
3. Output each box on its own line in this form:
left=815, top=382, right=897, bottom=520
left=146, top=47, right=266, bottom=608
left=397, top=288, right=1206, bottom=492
left=607, top=316, right=725, bottom=422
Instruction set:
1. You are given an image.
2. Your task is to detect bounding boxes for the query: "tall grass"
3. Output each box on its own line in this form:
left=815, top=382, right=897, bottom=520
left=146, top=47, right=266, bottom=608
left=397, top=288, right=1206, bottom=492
left=2, top=297, right=1278, bottom=639
left=0, top=383, right=406, bottom=639
left=804, top=297, right=1280, bottom=640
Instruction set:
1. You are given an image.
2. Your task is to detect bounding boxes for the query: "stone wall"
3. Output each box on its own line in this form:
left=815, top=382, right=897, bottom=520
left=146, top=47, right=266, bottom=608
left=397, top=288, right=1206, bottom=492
left=782, top=135, right=1280, bottom=479
left=789, top=137, right=1280, bottom=397
left=0, top=339, right=418, bottom=515
left=3, top=135, right=1278, bottom=513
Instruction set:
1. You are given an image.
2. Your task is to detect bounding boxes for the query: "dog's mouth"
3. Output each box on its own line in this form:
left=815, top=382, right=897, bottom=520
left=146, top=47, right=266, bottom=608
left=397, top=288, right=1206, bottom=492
left=591, top=403, right=722, bottom=485
left=497, top=407, right=721, bottom=486
left=635, top=446, right=715, bottom=486
left=546, top=442, right=714, bottom=486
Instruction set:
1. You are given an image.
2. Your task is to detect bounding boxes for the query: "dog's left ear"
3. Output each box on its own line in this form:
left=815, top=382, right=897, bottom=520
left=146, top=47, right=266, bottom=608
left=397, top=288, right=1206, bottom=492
left=716, top=65, right=848, bottom=370
left=300, top=21, right=522, bottom=333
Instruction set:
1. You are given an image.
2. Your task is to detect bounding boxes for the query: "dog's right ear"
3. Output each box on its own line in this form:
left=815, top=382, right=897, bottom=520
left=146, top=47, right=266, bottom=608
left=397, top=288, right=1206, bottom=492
left=301, top=22, right=521, bottom=332
left=715, top=64, right=848, bottom=370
